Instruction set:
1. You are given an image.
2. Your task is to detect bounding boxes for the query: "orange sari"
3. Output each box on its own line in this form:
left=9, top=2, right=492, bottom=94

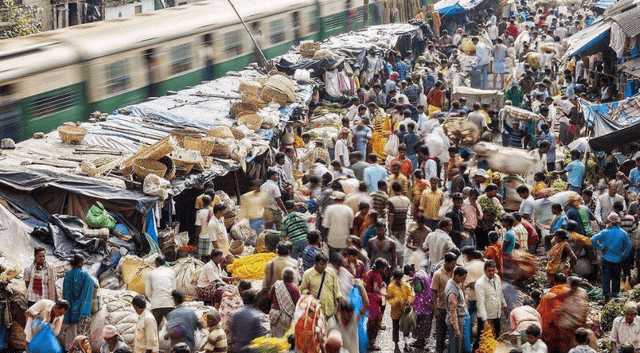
left=537, top=284, right=571, bottom=337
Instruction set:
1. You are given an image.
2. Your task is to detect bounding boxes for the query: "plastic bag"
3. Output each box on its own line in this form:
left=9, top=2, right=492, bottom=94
left=399, top=306, right=417, bottom=335
left=349, top=286, right=369, bottom=353
left=384, top=134, right=399, bottom=156
left=122, top=257, right=153, bottom=294
left=28, top=321, right=62, bottom=353
left=463, top=313, right=472, bottom=353
left=86, top=202, right=116, bottom=229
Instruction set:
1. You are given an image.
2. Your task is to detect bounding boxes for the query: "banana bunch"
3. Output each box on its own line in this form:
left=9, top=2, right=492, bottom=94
left=477, top=324, right=498, bottom=353
left=250, top=336, right=290, bottom=352
left=226, top=253, right=277, bottom=280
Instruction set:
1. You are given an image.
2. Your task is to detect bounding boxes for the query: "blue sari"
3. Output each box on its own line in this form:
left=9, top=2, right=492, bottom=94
left=63, top=268, right=94, bottom=324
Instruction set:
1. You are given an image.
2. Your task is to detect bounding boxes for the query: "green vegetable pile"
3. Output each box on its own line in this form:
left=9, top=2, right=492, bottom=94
left=598, top=338, right=612, bottom=353
left=600, top=300, right=625, bottom=332
left=550, top=178, right=567, bottom=195
left=479, top=197, right=500, bottom=222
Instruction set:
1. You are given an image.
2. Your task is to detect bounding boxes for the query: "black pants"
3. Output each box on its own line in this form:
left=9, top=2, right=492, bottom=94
left=473, top=318, right=500, bottom=351
left=151, top=307, right=173, bottom=330
left=435, top=309, right=448, bottom=352
left=392, top=318, right=400, bottom=342
left=547, top=161, right=555, bottom=171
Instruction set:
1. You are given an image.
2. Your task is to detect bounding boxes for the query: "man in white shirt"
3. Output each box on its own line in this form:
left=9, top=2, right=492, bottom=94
left=422, top=218, right=456, bottom=271
left=260, top=169, right=288, bottom=230
left=610, top=302, right=640, bottom=353
left=520, top=323, right=547, bottom=353
left=472, top=36, right=491, bottom=90
left=517, top=185, right=536, bottom=222
left=144, top=256, right=176, bottom=330
left=195, top=195, right=213, bottom=262
left=474, top=260, right=508, bottom=349
left=322, top=191, right=354, bottom=253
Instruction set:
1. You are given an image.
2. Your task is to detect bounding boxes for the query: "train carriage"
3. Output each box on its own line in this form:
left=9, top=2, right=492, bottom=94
left=0, top=0, right=379, bottom=141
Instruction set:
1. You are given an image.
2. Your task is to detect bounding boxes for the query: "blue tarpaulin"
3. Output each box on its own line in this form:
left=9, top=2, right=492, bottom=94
left=563, top=19, right=611, bottom=59
left=434, top=0, right=484, bottom=15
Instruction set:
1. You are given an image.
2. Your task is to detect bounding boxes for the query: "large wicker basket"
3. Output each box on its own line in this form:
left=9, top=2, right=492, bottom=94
left=200, top=137, right=216, bottom=156
left=238, top=80, right=262, bottom=96
left=173, top=159, right=194, bottom=174
left=137, top=135, right=177, bottom=161
left=170, top=129, right=201, bottom=147
left=183, top=136, right=202, bottom=152
left=230, top=102, right=257, bottom=118
left=158, top=156, right=176, bottom=181
left=241, top=92, right=267, bottom=109
left=300, top=42, right=321, bottom=58
left=132, top=158, right=167, bottom=179
left=229, top=239, right=244, bottom=255
left=206, top=126, right=234, bottom=139
left=237, top=114, right=263, bottom=131
left=58, top=125, right=88, bottom=144
left=229, top=126, right=246, bottom=140
left=210, top=139, right=231, bottom=158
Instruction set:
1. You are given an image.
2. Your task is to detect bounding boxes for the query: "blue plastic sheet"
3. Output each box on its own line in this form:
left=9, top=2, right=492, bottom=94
left=463, top=313, right=472, bottom=353
left=27, top=321, right=63, bottom=353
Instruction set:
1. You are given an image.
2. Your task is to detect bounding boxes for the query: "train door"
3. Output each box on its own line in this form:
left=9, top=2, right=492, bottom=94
left=292, top=12, right=302, bottom=46
left=0, top=85, right=20, bottom=141
left=144, top=48, right=160, bottom=99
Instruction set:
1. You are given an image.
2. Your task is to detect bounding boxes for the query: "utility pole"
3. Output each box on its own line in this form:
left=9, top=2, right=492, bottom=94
left=227, top=0, right=269, bottom=68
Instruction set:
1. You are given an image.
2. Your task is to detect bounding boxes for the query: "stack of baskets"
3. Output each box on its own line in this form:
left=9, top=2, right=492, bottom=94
left=229, top=240, right=244, bottom=256
left=300, top=42, right=321, bottom=58
left=230, top=102, right=258, bottom=118
left=260, top=75, right=296, bottom=106
left=237, top=114, right=263, bottom=132
left=132, top=158, right=167, bottom=179
left=238, top=80, right=262, bottom=96
left=170, top=128, right=201, bottom=147
left=241, top=92, right=267, bottom=109
left=58, top=125, right=88, bottom=144
left=206, top=126, right=234, bottom=139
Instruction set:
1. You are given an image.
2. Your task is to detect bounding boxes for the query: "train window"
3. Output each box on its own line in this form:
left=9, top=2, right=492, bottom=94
left=170, top=44, right=192, bottom=75
left=105, top=60, right=130, bottom=95
left=307, top=9, right=318, bottom=33
left=269, top=19, right=285, bottom=44
left=326, top=14, right=341, bottom=32
left=224, top=30, right=243, bottom=57
left=26, top=86, right=81, bottom=118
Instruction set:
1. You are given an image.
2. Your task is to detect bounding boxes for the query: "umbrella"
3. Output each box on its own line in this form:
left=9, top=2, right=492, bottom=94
left=568, top=137, right=591, bottom=152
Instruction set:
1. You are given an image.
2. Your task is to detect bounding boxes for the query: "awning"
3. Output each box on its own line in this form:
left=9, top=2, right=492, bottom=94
left=618, top=57, right=640, bottom=78
left=589, top=122, right=640, bottom=151
left=594, top=0, right=617, bottom=10
left=435, top=0, right=485, bottom=15
left=611, top=6, right=640, bottom=37
left=580, top=94, right=640, bottom=127
left=563, top=19, right=611, bottom=59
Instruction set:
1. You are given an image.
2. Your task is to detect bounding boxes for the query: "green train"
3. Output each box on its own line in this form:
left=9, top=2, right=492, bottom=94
left=0, top=0, right=384, bottom=141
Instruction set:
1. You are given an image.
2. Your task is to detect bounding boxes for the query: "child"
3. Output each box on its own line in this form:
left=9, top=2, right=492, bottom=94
left=386, top=269, right=415, bottom=351
left=531, top=172, right=547, bottom=198
left=353, top=202, right=371, bottom=238
left=520, top=324, right=547, bottom=353
left=567, top=328, right=596, bottom=353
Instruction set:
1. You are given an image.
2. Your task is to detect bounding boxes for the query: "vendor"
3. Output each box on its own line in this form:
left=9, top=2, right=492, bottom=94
left=24, top=247, right=57, bottom=307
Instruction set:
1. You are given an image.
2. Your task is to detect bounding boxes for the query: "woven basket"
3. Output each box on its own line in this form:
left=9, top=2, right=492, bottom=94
left=293, top=170, right=303, bottom=180
left=140, top=135, right=177, bottom=161
left=229, top=126, right=246, bottom=140
left=210, top=139, right=231, bottom=158
left=158, top=156, right=176, bottom=181
left=260, top=85, right=293, bottom=106
left=241, top=92, right=267, bottom=108
left=313, top=48, right=333, bottom=60
left=300, top=42, right=321, bottom=58
left=224, top=217, right=235, bottom=229
left=170, top=129, right=201, bottom=147
left=229, top=239, right=243, bottom=255
left=173, top=159, right=194, bottom=174
left=225, top=254, right=237, bottom=265
left=238, top=80, right=262, bottom=96
left=200, top=137, right=216, bottom=156
left=132, top=158, right=167, bottom=179
left=230, top=102, right=257, bottom=118
left=206, top=126, right=234, bottom=139
left=237, top=114, right=263, bottom=131
left=266, top=74, right=297, bottom=93
left=183, top=136, right=202, bottom=152
left=504, top=105, right=538, bottom=121
left=58, top=125, right=88, bottom=144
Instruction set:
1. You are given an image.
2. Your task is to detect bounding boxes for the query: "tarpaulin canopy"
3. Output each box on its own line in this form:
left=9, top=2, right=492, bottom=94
left=563, top=19, right=611, bottom=59
left=589, top=121, right=640, bottom=151
left=0, top=168, right=158, bottom=214
left=435, top=0, right=485, bottom=15
left=594, top=0, right=617, bottom=9
left=580, top=94, right=640, bottom=127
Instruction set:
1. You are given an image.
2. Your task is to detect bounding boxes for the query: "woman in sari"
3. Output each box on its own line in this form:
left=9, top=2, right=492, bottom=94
left=546, top=230, right=577, bottom=284
left=363, top=258, right=389, bottom=351
left=404, top=264, right=434, bottom=349
left=268, top=267, right=300, bottom=338
left=216, top=281, right=251, bottom=351
left=62, top=255, right=97, bottom=350
left=537, top=273, right=573, bottom=353
left=68, top=335, right=91, bottom=353
left=483, top=232, right=503, bottom=278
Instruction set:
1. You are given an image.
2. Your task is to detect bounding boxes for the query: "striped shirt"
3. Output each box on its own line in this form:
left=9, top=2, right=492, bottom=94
left=281, top=212, right=308, bottom=244
left=302, top=245, right=321, bottom=272
left=388, top=195, right=411, bottom=232
left=204, top=327, right=227, bottom=352
left=370, top=190, right=389, bottom=218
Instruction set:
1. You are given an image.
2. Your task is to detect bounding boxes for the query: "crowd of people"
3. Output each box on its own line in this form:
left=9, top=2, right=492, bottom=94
left=16, top=1, right=640, bottom=353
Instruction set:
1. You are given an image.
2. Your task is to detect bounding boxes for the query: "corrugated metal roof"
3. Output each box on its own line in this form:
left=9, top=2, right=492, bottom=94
left=619, top=56, right=640, bottom=77
left=604, top=0, right=636, bottom=17
left=612, top=6, right=640, bottom=37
